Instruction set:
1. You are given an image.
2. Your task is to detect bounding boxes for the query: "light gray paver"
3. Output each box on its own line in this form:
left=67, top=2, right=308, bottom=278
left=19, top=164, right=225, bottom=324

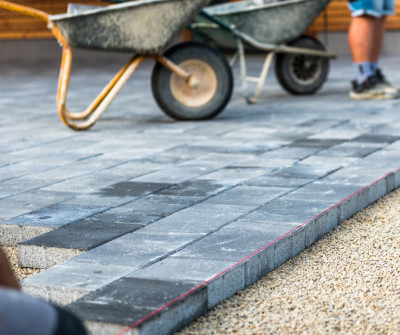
left=128, top=258, right=235, bottom=283
left=200, top=185, right=289, bottom=206
left=133, top=203, right=253, bottom=236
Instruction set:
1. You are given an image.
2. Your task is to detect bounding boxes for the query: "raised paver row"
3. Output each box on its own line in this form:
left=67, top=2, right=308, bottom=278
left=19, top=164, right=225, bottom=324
left=14, top=145, right=400, bottom=334
left=20, top=156, right=399, bottom=334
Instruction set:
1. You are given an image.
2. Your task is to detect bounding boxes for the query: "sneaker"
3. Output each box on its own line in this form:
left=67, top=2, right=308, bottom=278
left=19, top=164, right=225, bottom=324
left=349, top=75, right=396, bottom=100
left=375, top=69, right=399, bottom=98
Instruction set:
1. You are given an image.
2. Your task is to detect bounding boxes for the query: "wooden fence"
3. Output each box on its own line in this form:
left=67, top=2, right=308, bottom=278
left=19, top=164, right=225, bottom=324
left=1, top=0, right=400, bottom=39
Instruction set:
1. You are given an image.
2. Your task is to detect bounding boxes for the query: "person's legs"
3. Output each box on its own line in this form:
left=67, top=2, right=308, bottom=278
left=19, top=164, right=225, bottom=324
left=348, top=15, right=377, bottom=85
left=371, top=16, right=386, bottom=63
left=347, top=0, right=397, bottom=99
left=370, top=16, right=397, bottom=93
left=348, top=15, right=377, bottom=63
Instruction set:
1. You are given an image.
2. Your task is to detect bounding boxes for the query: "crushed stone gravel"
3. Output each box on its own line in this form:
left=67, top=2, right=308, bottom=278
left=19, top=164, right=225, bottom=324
left=2, top=246, right=41, bottom=281
left=177, top=188, right=400, bottom=335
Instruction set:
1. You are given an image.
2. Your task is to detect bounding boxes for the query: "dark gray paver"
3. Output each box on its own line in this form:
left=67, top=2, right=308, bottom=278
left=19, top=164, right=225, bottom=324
left=96, top=181, right=172, bottom=198
left=2, top=54, right=400, bottom=334
left=19, top=219, right=143, bottom=268
left=288, top=138, right=345, bottom=148
left=350, top=134, right=400, bottom=144
left=68, top=278, right=207, bottom=335
left=71, top=278, right=201, bottom=323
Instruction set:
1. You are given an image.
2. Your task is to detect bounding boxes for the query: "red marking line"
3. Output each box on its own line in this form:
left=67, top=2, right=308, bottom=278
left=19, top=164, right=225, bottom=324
left=117, top=167, right=400, bottom=335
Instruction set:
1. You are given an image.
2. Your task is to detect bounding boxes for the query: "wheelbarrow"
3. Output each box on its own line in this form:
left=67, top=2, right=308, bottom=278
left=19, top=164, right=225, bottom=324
left=0, top=0, right=233, bottom=130
left=191, top=0, right=336, bottom=104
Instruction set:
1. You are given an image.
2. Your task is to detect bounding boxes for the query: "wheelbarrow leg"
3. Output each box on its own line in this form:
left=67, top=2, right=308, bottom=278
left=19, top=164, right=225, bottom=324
left=237, top=38, right=275, bottom=105
left=248, top=51, right=275, bottom=104
left=237, top=39, right=250, bottom=103
left=57, top=45, right=147, bottom=130
left=229, top=51, right=239, bottom=68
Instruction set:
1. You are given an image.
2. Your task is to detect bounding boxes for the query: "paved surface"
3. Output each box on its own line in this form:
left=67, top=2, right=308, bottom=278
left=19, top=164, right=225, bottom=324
left=1, top=51, right=400, bottom=335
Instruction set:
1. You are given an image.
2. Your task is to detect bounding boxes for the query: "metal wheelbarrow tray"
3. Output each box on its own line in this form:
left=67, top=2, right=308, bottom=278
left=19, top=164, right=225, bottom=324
left=0, top=0, right=233, bottom=130
left=191, top=0, right=335, bottom=103
left=52, top=0, right=209, bottom=53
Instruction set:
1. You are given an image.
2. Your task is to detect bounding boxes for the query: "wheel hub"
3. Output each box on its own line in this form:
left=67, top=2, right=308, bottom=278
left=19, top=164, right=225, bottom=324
left=170, top=59, right=218, bottom=108
left=290, top=55, right=322, bottom=84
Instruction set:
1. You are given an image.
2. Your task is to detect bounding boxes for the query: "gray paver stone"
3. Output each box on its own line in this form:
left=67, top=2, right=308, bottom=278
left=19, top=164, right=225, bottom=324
left=68, top=278, right=207, bottom=335
left=206, top=266, right=245, bottom=309
left=18, top=219, right=143, bottom=268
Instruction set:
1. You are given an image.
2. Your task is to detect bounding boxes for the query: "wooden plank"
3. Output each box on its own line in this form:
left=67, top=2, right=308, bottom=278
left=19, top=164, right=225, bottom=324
left=310, top=0, right=400, bottom=32
left=1, top=0, right=400, bottom=39
left=0, top=0, right=103, bottom=39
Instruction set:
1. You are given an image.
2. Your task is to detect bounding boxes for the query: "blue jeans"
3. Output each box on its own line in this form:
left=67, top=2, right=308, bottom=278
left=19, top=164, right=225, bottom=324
left=348, top=0, right=395, bottom=17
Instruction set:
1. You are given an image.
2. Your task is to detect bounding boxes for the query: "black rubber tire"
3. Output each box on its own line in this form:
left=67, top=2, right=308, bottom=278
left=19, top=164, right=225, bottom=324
left=275, top=35, right=330, bottom=95
left=151, top=42, right=233, bottom=121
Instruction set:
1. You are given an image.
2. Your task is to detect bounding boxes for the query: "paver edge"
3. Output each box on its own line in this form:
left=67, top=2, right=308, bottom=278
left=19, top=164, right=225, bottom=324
left=107, top=166, right=400, bottom=335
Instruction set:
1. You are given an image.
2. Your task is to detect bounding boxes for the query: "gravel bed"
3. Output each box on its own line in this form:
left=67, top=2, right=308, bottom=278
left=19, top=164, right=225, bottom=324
left=177, top=188, right=400, bottom=335
left=2, top=246, right=41, bottom=281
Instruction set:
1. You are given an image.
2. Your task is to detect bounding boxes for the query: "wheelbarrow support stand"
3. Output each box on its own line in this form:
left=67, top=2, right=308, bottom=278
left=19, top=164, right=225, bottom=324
left=194, top=8, right=336, bottom=104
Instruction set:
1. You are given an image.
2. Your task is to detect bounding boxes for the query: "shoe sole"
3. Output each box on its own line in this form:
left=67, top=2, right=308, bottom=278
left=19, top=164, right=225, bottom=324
left=376, top=84, right=399, bottom=96
left=349, top=92, right=399, bottom=100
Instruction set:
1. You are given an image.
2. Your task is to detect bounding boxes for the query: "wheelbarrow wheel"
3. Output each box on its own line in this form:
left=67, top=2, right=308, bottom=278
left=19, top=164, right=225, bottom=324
left=151, top=42, right=233, bottom=120
left=275, top=35, right=330, bottom=95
